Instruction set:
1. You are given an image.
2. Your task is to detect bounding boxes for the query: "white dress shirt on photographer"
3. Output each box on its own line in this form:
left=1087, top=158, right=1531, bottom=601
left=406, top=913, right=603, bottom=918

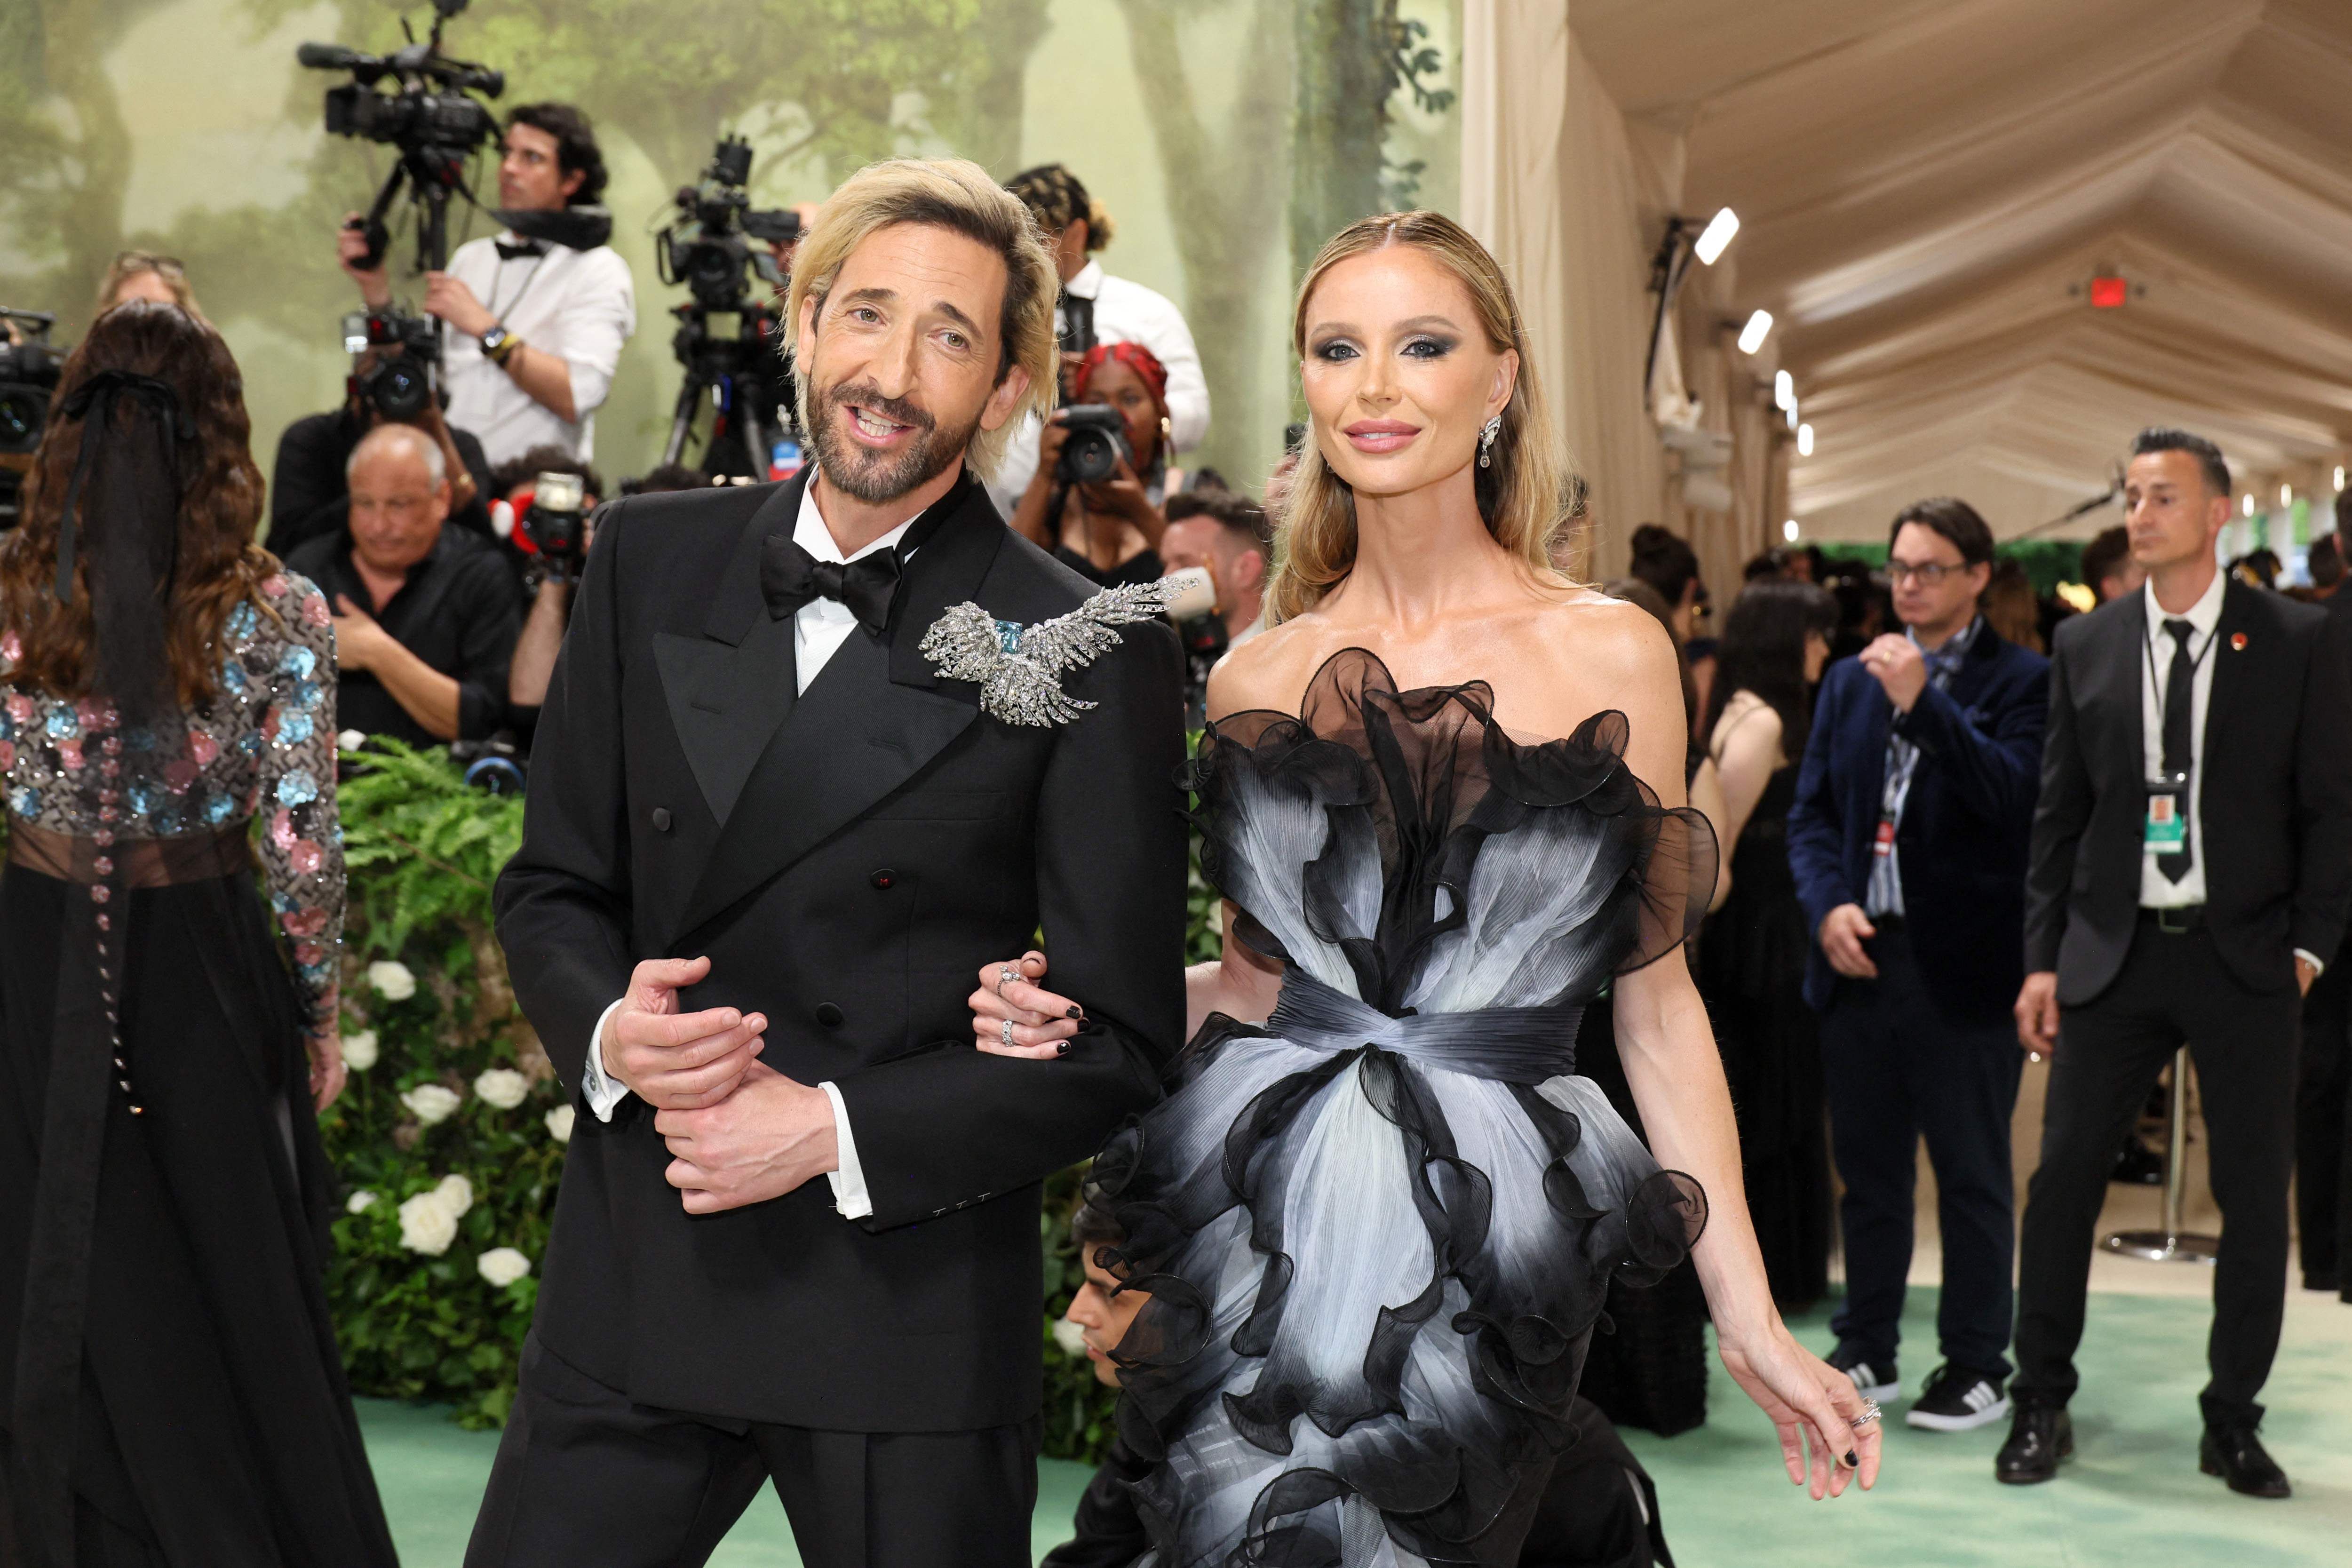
left=578, top=483, right=906, bottom=1218
left=985, top=258, right=1210, bottom=516
left=442, top=231, right=636, bottom=467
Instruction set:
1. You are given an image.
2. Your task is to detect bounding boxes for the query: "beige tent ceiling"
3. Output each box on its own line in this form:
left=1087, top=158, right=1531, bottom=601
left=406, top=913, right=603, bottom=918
left=1574, top=0, right=2352, bottom=542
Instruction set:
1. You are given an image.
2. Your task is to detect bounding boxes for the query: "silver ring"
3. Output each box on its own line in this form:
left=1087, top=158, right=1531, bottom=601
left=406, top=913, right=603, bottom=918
left=1851, top=1399, right=1882, bottom=1428
left=1001, top=1018, right=1016, bottom=1047
left=999, top=965, right=1019, bottom=989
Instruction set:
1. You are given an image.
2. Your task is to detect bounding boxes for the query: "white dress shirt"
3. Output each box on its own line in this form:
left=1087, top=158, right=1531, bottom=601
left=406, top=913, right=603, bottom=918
left=2137, top=571, right=2322, bottom=974
left=441, top=232, right=636, bottom=466
left=985, top=260, right=1211, bottom=515
left=580, top=482, right=910, bottom=1218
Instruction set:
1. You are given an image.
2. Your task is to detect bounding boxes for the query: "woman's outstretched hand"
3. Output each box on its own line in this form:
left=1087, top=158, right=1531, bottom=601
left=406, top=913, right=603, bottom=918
left=1718, top=1322, right=1882, bottom=1499
left=968, top=950, right=1083, bottom=1059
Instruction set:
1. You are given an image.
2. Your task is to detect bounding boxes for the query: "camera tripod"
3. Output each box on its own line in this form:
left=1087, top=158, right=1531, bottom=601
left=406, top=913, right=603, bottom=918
left=660, top=300, right=798, bottom=480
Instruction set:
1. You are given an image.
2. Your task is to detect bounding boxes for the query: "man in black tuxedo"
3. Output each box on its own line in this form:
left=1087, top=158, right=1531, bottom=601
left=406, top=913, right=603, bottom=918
left=2001, top=428, right=2352, bottom=1496
left=477, top=159, right=1187, bottom=1566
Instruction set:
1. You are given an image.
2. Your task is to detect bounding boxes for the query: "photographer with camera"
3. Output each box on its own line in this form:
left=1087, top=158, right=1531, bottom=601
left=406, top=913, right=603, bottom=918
left=486, top=445, right=600, bottom=752
left=282, top=422, right=520, bottom=748
left=269, top=335, right=496, bottom=555
left=1009, top=340, right=1176, bottom=587
left=986, top=164, right=1208, bottom=516
left=337, top=102, right=634, bottom=465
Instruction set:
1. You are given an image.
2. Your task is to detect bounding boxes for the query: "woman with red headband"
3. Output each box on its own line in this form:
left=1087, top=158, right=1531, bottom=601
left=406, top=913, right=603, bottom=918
left=1012, top=340, right=1182, bottom=588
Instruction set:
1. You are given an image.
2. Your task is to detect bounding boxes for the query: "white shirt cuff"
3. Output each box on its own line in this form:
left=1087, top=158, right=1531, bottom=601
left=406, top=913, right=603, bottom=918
left=2296, top=948, right=2325, bottom=980
left=820, top=1081, right=871, bottom=1220
left=582, top=997, right=631, bottom=1121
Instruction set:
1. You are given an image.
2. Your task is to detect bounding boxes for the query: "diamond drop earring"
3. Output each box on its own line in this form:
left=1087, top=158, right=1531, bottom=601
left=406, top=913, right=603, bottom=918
left=1478, top=414, right=1502, bottom=468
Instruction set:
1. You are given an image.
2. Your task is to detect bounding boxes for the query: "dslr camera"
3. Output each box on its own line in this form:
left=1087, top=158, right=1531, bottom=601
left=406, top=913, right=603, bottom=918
left=507, top=470, right=589, bottom=583
left=658, top=136, right=801, bottom=313
left=0, top=308, right=69, bottom=529
left=1054, top=405, right=1130, bottom=486
left=341, top=307, right=440, bottom=421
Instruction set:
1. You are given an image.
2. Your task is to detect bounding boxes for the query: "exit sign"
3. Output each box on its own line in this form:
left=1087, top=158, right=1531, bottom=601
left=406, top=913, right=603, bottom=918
left=2090, top=276, right=2128, bottom=309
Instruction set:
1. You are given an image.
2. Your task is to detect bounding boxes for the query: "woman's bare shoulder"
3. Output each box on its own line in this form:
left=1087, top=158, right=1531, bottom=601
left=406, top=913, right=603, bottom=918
left=1530, top=589, right=1677, bottom=678
left=1205, top=615, right=1331, bottom=721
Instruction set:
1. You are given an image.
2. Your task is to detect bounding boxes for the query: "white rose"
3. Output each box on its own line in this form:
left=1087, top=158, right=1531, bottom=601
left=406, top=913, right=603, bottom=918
left=473, top=1067, right=529, bottom=1110
left=1051, top=1318, right=1089, bottom=1359
left=401, top=1083, right=462, bottom=1126
left=338, top=728, right=368, bottom=752
left=367, top=960, right=417, bottom=1001
left=346, top=1189, right=378, bottom=1214
left=545, top=1104, right=576, bottom=1144
left=397, top=1191, right=458, bottom=1255
left=434, top=1173, right=475, bottom=1219
left=341, top=1029, right=379, bottom=1072
left=476, top=1246, right=532, bottom=1288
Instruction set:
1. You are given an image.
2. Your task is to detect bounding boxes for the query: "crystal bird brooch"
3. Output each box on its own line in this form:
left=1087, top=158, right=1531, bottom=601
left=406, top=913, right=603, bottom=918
left=919, top=580, right=1177, bottom=727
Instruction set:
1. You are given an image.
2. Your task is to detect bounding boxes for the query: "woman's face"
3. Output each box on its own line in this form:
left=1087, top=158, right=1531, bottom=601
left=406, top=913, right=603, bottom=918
left=1082, top=356, right=1162, bottom=472
left=1298, top=244, right=1515, bottom=501
left=1803, top=629, right=1831, bottom=684
left=106, top=270, right=179, bottom=311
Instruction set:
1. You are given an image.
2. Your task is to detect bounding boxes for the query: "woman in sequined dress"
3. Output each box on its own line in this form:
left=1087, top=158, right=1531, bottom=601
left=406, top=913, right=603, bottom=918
left=969, top=216, right=1882, bottom=1565
left=0, top=304, right=396, bottom=1567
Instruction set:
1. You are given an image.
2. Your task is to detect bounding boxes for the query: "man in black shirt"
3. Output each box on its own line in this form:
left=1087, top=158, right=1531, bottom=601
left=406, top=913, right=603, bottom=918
left=282, top=423, right=520, bottom=748
left=270, top=349, right=497, bottom=556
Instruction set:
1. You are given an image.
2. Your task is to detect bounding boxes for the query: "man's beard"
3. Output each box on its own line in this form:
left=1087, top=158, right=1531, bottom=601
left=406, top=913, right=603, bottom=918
left=805, top=375, right=977, bottom=505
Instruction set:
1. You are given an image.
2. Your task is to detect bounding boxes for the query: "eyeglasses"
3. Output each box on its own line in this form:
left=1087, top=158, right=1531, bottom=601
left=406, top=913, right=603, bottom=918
left=1886, top=560, right=1963, bottom=587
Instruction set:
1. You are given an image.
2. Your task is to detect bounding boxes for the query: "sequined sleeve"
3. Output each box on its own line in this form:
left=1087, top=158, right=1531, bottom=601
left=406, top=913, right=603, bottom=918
left=254, top=574, right=344, bottom=1028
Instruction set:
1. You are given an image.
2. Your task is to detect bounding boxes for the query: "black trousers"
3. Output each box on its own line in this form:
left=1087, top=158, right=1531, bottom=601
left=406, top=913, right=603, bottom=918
left=2292, top=941, right=2352, bottom=1296
left=464, top=1334, right=1041, bottom=1568
left=2013, top=918, right=2300, bottom=1428
left=1820, top=923, right=2024, bottom=1377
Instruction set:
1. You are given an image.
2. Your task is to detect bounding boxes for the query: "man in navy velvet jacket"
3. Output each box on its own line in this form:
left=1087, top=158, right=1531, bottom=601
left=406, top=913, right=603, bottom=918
left=1787, top=497, right=2049, bottom=1436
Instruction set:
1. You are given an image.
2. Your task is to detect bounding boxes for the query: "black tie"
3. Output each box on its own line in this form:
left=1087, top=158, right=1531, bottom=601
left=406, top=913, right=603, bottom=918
left=495, top=239, right=546, bottom=262
left=2159, top=617, right=2196, bottom=883
left=760, top=534, right=902, bottom=636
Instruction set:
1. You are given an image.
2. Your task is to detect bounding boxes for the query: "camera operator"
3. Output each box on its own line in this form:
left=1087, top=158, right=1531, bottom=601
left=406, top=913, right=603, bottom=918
left=337, top=103, right=635, bottom=465
left=986, top=164, right=1208, bottom=517
left=282, top=422, right=520, bottom=748
left=1011, top=341, right=1174, bottom=587
left=270, top=344, right=495, bottom=555
left=492, top=446, right=602, bottom=751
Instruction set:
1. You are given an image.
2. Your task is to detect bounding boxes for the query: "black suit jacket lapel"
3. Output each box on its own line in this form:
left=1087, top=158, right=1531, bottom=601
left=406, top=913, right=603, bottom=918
left=671, top=483, right=1006, bottom=943
left=653, top=476, right=805, bottom=824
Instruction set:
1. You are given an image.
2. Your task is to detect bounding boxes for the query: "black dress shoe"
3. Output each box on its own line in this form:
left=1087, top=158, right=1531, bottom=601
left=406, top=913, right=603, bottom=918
left=2200, top=1425, right=2291, bottom=1498
left=1995, top=1404, right=2072, bottom=1484
left=2110, top=1138, right=2165, bottom=1185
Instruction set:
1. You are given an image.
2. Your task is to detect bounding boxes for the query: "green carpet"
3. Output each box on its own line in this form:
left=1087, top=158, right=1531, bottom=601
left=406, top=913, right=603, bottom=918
left=358, top=1288, right=2352, bottom=1566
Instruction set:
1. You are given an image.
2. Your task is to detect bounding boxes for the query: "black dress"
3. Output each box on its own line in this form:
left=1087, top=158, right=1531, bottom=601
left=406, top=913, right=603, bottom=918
left=0, top=573, right=397, bottom=1567
left=1053, top=543, right=1164, bottom=589
left=1695, top=765, right=1831, bottom=1310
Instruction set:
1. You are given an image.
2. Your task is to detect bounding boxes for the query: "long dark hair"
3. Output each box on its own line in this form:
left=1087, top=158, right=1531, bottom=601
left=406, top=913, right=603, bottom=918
left=0, top=302, right=276, bottom=714
left=1628, top=523, right=1700, bottom=608
left=1703, top=577, right=1836, bottom=760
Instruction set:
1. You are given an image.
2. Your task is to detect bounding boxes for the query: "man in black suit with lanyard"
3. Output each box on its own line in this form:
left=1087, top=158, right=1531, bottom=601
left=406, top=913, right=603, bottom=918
left=477, top=159, right=1186, bottom=1566
left=2001, top=428, right=2352, bottom=1496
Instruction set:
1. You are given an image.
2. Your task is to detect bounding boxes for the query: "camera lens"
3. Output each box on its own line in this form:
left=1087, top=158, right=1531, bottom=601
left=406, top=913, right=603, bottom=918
left=1064, top=428, right=1120, bottom=485
left=370, top=361, right=431, bottom=422
left=0, top=390, right=44, bottom=453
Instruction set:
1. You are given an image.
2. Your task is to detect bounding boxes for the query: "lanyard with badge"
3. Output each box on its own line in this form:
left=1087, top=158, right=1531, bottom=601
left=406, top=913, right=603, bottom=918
left=2142, top=618, right=2213, bottom=860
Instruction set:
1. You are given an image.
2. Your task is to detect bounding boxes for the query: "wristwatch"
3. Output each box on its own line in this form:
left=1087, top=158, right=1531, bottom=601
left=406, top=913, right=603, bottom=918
left=479, top=323, right=517, bottom=366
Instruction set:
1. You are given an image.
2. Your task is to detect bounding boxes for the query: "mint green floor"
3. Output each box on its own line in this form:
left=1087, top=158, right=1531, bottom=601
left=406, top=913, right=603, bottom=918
left=360, top=1288, right=2352, bottom=1566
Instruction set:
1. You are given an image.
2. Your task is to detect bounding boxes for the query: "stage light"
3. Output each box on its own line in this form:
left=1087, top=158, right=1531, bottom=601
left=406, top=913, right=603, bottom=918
left=2336, top=465, right=2346, bottom=491
left=2241, top=495, right=2255, bottom=517
left=2280, top=484, right=2293, bottom=507
left=1797, top=422, right=1814, bottom=456
left=1738, top=310, right=1773, bottom=355
left=1774, top=370, right=1795, bottom=410
left=1782, top=519, right=1799, bottom=542
left=1694, top=208, right=1739, bottom=265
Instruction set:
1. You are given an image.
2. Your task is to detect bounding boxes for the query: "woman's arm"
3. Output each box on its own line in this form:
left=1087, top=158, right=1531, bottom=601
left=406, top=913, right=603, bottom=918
left=1687, top=755, right=1734, bottom=913
left=1708, top=692, right=1782, bottom=855
left=1009, top=417, right=1074, bottom=549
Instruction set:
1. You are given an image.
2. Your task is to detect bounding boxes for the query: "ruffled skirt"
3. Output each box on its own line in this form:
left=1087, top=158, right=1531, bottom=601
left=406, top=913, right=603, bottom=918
left=1088, top=1010, right=1705, bottom=1568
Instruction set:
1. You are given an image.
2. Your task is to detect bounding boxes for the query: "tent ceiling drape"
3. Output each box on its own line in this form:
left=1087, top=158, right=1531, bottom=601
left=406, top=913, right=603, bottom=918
left=1477, top=0, right=2352, bottom=545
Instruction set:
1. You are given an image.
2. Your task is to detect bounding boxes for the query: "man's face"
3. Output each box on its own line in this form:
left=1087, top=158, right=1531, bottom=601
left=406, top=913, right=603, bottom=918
left=1888, top=521, right=1986, bottom=635
left=2097, top=556, right=2147, bottom=603
left=347, top=446, right=450, bottom=576
left=795, top=222, right=1032, bottom=505
left=2123, top=450, right=2227, bottom=575
left=1063, top=1254, right=1149, bottom=1389
left=499, top=122, right=581, bottom=212
left=1161, top=518, right=1264, bottom=622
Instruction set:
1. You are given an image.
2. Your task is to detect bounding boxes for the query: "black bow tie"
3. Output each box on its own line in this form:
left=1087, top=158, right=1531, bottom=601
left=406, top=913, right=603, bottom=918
left=495, top=239, right=546, bottom=262
left=761, top=535, right=902, bottom=636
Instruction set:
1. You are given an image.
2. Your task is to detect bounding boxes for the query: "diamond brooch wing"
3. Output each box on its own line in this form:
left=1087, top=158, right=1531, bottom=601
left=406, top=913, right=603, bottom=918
left=919, top=580, right=1176, bottom=727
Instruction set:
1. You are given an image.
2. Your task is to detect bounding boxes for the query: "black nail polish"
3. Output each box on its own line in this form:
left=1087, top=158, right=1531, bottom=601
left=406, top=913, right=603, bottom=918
left=1067, top=1007, right=1084, bottom=1020
left=1843, top=1450, right=1858, bottom=1468
left=1056, top=1041, right=1070, bottom=1056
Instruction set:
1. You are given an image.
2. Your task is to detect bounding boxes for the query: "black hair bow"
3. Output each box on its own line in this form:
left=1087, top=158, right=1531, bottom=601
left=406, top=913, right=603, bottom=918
left=52, top=369, right=196, bottom=604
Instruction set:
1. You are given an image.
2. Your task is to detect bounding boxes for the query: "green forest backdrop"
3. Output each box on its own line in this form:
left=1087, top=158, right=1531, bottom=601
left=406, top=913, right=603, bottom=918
left=2, top=0, right=1462, bottom=516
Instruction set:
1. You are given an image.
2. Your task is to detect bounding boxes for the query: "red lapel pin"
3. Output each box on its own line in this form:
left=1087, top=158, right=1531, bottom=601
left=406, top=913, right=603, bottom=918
left=2230, top=632, right=2247, bottom=651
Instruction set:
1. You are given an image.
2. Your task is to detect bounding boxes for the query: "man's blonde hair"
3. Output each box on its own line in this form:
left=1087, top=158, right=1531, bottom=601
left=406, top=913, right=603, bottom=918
left=785, top=159, right=1059, bottom=481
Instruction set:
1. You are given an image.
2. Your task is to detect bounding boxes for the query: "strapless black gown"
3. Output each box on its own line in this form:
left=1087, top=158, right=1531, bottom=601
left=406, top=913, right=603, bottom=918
left=1087, top=651, right=1714, bottom=1567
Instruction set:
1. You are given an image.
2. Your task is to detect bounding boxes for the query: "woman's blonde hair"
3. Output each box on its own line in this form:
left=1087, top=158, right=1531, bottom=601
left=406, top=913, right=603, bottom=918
left=1265, top=210, right=1586, bottom=624
left=96, top=251, right=204, bottom=322
left=785, top=158, right=1058, bottom=481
